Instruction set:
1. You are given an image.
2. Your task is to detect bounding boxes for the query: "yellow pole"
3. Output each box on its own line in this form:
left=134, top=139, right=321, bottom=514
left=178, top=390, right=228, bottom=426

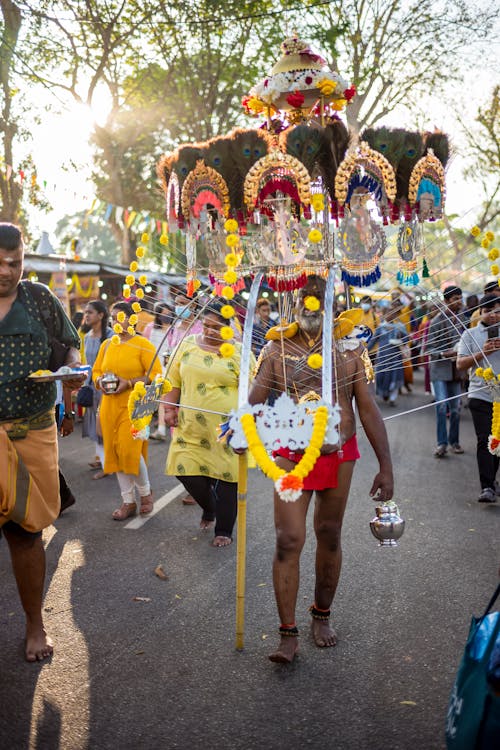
left=235, top=451, right=248, bottom=650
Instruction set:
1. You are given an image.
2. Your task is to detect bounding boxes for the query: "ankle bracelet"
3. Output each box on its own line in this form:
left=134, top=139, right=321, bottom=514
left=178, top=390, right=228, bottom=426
left=309, top=605, right=331, bottom=621
left=279, top=624, right=299, bottom=637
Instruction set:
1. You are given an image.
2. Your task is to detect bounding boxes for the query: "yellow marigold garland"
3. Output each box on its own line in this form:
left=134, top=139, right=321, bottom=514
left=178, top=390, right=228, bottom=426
left=475, top=366, right=500, bottom=455
left=128, top=378, right=172, bottom=439
left=240, top=405, right=329, bottom=502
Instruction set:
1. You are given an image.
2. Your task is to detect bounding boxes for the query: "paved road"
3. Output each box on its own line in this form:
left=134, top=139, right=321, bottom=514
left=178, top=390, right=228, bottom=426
left=1, top=375, right=499, bottom=750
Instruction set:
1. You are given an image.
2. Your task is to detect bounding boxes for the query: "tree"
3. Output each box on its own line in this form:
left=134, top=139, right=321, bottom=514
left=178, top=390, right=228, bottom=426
left=145, top=0, right=287, bottom=145
left=0, top=0, right=23, bottom=222
left=55, top=209, right=121, bottom=264
left=303, top=0, right=496, bottom=132
left=442, top=87, right=500, bottom=267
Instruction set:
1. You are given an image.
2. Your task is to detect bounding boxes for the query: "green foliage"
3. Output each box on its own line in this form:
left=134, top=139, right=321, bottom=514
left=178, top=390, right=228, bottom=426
left=54, top=210, right=121, bottom=263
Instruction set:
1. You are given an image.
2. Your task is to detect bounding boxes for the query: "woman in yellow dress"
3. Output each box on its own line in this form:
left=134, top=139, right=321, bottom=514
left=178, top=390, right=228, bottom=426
left=164, top=302, right=254, bottom=547
left=93, top=301, right=162, bottom=520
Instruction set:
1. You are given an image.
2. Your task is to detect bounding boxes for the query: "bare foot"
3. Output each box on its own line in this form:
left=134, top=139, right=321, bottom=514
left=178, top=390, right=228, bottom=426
left=212, top=536, right=232, bottom=547
left=268, top=636, right=299, bottom=663
left=311, top=619, right=337, bottom=648
left=25, top=623, right=53, bottom=662
left=200, top=519, right=215, bottom=531
left=181, top=494, right=196, bottom=505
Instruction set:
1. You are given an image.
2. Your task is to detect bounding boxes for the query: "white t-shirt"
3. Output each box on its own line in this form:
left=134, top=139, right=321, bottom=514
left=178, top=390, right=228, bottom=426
left=457, top=322, right=500, bottom=402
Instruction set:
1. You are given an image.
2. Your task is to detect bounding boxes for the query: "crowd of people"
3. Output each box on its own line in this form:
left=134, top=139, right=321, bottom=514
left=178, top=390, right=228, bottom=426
left=2, top=220, right=499, bottom=666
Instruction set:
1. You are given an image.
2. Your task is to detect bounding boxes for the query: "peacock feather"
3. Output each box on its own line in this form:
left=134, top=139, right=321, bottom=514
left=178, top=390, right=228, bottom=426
left=169, top=143, right=206, bottom=190
left=227, top=128, right=271, bottom=214
left=423, top=130, right=450, bottom=167
left=320, top=118, right=350, bottom=201
left=279, top=124, right=326, bottom=178
left=360, top=126, right=408, bottom=171
left=396, top=131, right=424, bottom=200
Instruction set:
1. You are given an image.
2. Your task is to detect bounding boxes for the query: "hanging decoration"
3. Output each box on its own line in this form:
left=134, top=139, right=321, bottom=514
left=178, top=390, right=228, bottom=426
left=149, top=31, right=450, bottom=499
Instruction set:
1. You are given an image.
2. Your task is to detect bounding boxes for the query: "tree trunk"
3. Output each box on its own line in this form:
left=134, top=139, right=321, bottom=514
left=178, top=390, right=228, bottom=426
left=0, top=0, right=22, bottom=221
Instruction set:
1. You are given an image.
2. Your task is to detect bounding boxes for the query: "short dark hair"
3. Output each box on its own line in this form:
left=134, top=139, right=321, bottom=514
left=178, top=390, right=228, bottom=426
left=360, top=295, right=372, bottom=304
left=484, top=280, right=499, bottom=295
left=479, top=294, right=500, bottom=311
left=0, top=222, right=23, bottom=251
left=443, top=285, right=462, bottom=301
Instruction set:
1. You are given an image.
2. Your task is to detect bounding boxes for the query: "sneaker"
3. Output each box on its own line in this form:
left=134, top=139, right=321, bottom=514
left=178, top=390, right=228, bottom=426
left=451, top=444, right=464, bottom=454
left=478, top=487, right=496, bottom=503
left=434, top=444, right=447, bottom=458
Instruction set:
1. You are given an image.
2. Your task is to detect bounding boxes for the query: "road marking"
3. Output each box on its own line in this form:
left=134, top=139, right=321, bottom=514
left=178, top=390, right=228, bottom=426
left=124, top=484, right=185, bottom=529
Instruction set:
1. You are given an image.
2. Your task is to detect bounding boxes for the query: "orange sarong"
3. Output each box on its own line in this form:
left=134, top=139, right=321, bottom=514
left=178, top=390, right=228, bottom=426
left=0, top=412, right=60, bottom=532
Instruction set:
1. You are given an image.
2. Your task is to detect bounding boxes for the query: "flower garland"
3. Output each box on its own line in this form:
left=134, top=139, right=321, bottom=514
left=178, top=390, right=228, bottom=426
left=475, top=366, right=500, bottom=456
left=127, top=377, right=172, bottom=440
left=471, top=224, right=500, bottom=455
left=240, top=405, right=329, bottom=502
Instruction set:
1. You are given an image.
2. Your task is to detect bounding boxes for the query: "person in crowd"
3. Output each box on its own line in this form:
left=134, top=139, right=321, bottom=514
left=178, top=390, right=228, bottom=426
left=164, top=302, right=255, bottom=547
left=251, top=297, right=274, bottom=355
left=391, top=293, right=415, bottom=392
left=145, top=302, right=175, bottom=442
left=413, top=304, right=436, bottom=394
left=368, top=304, right=409, bottom=407
left=246, top=275, right=393, bottom=663
left=464, top=294, right=479, bottom=325
left=135, top=298, right=155, bottom=333
left=469, top=281, right=500, bottom=327
left=165, top=291, right=203, bottom=355
left=0, top=222, right=83, bottom=661
left=80, top=300, right=113, bottom=478
left=424, top=285, right=467, bottom=457
left=358, top=295, right=379, bottom=333
left=92, top=301, right=162, bottom=520
left=457, top=294, right=500, bottom=503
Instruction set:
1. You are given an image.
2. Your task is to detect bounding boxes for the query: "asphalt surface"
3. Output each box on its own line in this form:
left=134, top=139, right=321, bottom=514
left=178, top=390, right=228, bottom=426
left=1, top=372, right=499, bottom=750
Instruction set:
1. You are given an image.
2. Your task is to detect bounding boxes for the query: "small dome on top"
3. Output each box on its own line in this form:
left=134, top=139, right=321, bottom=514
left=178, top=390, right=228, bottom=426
left=271, top=34, right=326, bottom=74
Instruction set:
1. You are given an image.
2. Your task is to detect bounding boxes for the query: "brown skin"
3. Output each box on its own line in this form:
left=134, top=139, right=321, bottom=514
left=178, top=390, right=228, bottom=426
left=0, top=243, right=83, bottom=661
left=456, top=303, right=500, bottom=371
left=249, top=283, right=393, bottom=662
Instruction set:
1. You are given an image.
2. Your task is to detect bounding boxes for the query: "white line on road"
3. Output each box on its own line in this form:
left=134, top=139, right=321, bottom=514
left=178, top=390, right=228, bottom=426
left=124, top=483, right=185, bottom=529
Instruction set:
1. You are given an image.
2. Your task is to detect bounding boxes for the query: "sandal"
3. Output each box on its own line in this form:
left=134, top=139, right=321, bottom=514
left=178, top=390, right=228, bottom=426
left=88, top=460, right=102, bottom=470
left=139, top=493, right=154, bottom=515
left=112, top=502, right=137, bottom=521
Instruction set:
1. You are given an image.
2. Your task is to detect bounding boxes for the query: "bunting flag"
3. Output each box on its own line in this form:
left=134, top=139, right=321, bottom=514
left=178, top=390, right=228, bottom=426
left=82, top=197, right=171, bottom=239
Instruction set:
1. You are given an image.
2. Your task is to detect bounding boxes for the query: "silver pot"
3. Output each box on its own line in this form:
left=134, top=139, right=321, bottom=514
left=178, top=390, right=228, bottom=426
left=369, top=502, right=405, bottom=547
left=101, top=372, right=119, bottom=393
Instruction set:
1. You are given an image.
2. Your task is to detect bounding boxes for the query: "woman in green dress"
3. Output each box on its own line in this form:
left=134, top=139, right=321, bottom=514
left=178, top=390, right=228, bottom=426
left=164, top=302, right=253, bottom=547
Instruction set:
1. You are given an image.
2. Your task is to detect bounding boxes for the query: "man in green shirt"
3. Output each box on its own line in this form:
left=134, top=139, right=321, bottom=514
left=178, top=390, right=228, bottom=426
left=0, top=223, right=83, bottom=661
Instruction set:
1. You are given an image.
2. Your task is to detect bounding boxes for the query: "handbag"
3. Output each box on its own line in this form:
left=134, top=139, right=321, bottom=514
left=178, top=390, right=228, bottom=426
left=445, top=583, right=500, bottom=749
left=76, top=385, right=94, bottom=407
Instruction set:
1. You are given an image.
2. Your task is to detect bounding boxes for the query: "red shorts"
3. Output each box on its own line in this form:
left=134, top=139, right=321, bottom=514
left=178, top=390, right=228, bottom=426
left=274, top=434, right=360, bottom=491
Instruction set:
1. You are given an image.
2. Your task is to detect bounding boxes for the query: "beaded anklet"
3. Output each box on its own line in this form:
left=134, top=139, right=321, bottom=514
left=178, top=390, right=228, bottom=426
left=279, top=624, right=299, bottom=637
left=309, top=604, right=331, bottom=621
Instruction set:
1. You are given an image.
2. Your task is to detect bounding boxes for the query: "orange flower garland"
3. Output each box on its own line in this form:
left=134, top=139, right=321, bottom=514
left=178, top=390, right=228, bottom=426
left=240, top=405, right=329, bottom=502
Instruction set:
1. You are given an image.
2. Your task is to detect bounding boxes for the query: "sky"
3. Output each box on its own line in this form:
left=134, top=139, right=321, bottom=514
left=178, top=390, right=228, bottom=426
left=24, top=38, right=498, bottom=250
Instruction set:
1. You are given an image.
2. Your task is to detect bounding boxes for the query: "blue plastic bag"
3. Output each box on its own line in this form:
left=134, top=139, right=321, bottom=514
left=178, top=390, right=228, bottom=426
left=446, top=585, right=500, bottom=750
